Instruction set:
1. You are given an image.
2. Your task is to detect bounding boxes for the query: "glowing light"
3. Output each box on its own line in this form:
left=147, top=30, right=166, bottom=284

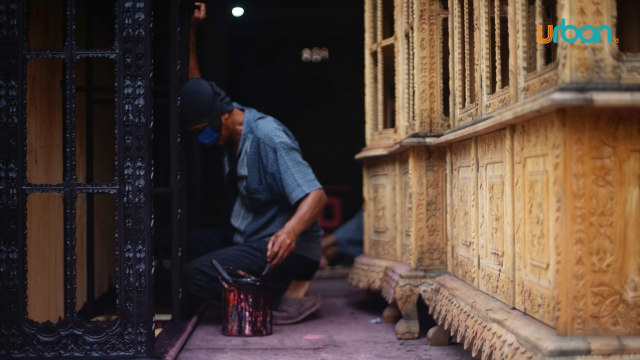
left=231, top=6, right=245, bottom=17
left=301, top=47, right=330, bottom=63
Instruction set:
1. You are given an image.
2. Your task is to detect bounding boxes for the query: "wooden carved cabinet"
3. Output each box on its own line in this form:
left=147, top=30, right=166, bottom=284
left=352, top=0, right=640, bottom=357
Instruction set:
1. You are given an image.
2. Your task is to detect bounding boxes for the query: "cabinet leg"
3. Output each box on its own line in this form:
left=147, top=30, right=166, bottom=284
left=395, top=294, right=419, bottom=339
left=426, top=325, right=451, bottom=346
left=382, top=302, right=401, bottom=323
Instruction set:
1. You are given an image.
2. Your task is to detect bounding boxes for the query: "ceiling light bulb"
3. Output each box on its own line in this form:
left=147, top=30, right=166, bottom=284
left=232, top=6, right=244, bottom=17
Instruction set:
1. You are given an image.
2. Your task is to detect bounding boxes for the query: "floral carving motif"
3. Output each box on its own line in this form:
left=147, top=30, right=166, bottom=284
left=454, top=253, right=476, bottom=285
left=422, top=147, right=447, bottom=268
left=373, top=183, right=388, bottom=233
left=589, top=286, right=628, bottom=332
left=526, top=176, right=546, bottom=265
left=402, top=166, right=412, bottom=264
left=452, top=141, right=476, bottom=286
left=486, top=93, right=513, bottom=113
left=514, top=117, right=558, bottom=329
left=523, top=70, right=559, bottom=96
left=566, top=117, right=640, bottom=336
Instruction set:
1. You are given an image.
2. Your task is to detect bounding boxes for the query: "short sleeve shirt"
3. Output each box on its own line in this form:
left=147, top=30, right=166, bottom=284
left=224, top=105, right=323, bottom=261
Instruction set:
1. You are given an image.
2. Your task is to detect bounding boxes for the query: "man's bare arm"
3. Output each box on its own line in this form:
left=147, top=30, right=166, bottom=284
left=188, top=2, right=207, bottom=79
left=266, top=188, right=327, bottom=267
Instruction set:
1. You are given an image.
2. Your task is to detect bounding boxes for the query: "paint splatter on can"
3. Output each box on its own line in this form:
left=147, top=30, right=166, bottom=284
left=219, top=267, right=272, bottom=336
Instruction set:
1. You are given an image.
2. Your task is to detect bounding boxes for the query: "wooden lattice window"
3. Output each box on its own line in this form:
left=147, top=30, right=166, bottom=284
left=455, top=0, right=476, bottom=109
left=487, top=0, right=509, bottom=94
left=368, top=0, right=396, bottom=131
left=525, top=0, right=557, bottom=73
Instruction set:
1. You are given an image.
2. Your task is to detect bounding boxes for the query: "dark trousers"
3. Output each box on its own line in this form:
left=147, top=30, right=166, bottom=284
left=183, top=228, right=319, bottom=304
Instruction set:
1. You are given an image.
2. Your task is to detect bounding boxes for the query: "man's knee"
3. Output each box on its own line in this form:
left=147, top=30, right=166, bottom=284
left=182, top=256, right=225, bottom=299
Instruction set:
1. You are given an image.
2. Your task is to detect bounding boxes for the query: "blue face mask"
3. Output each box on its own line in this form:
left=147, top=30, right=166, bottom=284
left=197, top=125, right=221, bottom=146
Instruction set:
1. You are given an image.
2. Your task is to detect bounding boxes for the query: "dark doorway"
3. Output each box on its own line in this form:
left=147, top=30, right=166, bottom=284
left=188, top=0, right=365, bottom=230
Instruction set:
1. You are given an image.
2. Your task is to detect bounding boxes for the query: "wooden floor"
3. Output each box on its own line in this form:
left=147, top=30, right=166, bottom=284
left=177, top=273, right=473, bottom=360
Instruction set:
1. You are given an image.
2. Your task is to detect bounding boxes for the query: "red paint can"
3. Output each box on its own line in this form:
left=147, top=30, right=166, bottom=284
left=212, top=260, right=272, bottom=336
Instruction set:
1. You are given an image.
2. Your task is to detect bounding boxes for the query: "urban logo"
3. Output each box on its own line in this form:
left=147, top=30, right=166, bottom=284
left=537, top=18, right=619, bottom=44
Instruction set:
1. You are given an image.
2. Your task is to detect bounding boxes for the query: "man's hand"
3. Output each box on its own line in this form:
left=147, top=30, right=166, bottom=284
left=264, top=189, right=327, bottom=268
left=266, top=227, right=297, bottom=268
left=191, top=2, right=207, bottom=29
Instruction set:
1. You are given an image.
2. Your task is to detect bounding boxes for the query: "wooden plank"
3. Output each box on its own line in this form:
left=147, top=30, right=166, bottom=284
left=27, top=193, right=64, bottom=323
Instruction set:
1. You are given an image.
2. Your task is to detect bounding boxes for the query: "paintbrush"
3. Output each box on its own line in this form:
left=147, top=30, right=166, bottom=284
left=261, top=263, right=270, bottom=277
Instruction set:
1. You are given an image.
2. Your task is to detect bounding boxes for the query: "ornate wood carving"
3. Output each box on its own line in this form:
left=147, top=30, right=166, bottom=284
left=416, top=0, right=450, bottom=132
left=427, top=276, right=534, bottom=360
left=477, top=129, right=514, bottom=306
left=452, top=0, right=481, bottom=126
left=0, top=0, right=155, bottom=357
left=485, top=91, right=513, bottom=113
left=481, top=0, right=514, bottom=114
left=0, top=0, right=22, bottom=354
left=429, top=275, right=640, bottom=359
left=514, top=114, right=563, bottom=328
left=561, top=110, right=640, bottom=336
left=348, top=255, right=403, bottom=292
left=451, top=139, right=478, bottom=287
left=364, top=0, right=376, bottom=145
left=566, top=0, right=619, bottom=83
left=381, top=263, right=440, bottom=339
left=418, top=147, right=448, bottom=270
left=522, top=68, right=559, bottom=97
left=399, top=0, right=416, bottom=137
left=400, top=153, right=412, bottom=265
left=382, top=265, right=419, bottom=339
left=416, top=0, right=435, bottom=132
left=358, top=0, right=640, bottom=352
left=453, top=0, right=463, bottom=121
left=408, top=148, right=425, bottom=268
left=365, top=156, right=399, bottom=261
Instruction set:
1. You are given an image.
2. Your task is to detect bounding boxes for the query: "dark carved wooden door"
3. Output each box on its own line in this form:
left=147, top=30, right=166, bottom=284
left=0, top=0, right=158, bottom=358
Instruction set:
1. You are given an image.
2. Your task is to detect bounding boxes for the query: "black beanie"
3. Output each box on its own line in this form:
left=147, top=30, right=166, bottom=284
left=179, top=78, right=235, bottom=128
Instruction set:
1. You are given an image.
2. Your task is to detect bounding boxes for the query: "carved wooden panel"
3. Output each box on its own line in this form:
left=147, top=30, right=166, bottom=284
left=522, top=66, right=560, bottom=97
left=514, top=114, right=563, bottom=328
left=451, top=140, right=478, bottom=287
left=400, top=152, right=412, bottom=264
left=417, top=147, right=448, bottom=270
left=415, top=0, right=450, bottom=133
left=477, top=129, right=514, bottom=306
left=560, top=109, right=640, bottom=336
left=365, top=156, right=399, bottom=261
